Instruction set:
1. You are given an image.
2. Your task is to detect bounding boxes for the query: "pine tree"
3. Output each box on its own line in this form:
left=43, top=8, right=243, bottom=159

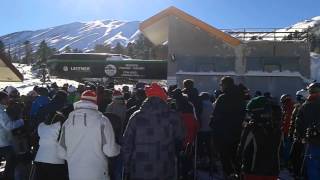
left=133, top=34, right=149, bottom=59
left=72, top=48, right=83, bottom=53
left=113, top=42, right=124, bottom=54
left=36, top=40, right=52, bottom=63
left=51, top=48, right=58, bottom=55
left=285, top=33, right=293, bottom=40
left=63, top=46, right=72, bottom=53
left=310, top=34, right=316, bottom=52
left=0, top=40, right=5, bottom=55
left=94, top=44, right=104, bottom=53
left=126, top=43, right=134, bottom=58
left=104, top=44, right=112, bottom=53
left=94, top=44, right=112, bottom=53
left=23, top=40, right=33, bottom=64
left=130, top=34, right=159, bottom=59
left=7, top=48, right=12, bottom=61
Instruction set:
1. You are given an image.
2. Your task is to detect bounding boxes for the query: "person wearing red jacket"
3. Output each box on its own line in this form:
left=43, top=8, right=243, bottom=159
left=280, top=94, right=295, bottom=166
left=281, top=94, right=295, bottom=137
left=172, top=88, right=199, bottom=148
left=172, top=88, right=199, bottom=179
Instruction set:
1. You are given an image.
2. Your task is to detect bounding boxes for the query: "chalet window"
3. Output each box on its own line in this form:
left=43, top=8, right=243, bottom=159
left=263, top=64, right=281, bottom=72
left=197, top=63, right=215, bottom=72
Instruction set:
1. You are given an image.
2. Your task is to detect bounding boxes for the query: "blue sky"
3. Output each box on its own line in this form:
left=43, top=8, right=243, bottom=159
left=1, top=0, right=319, bottom=36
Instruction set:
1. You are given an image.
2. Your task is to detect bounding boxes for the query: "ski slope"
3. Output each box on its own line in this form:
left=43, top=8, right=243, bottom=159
left=0, top=20, right=140, bottom=54
left=0, top=63, right=80, bottom=95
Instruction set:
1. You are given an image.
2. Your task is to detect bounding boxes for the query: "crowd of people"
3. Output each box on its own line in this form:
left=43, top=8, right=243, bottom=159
left=0, top=76, right=320, bottom=180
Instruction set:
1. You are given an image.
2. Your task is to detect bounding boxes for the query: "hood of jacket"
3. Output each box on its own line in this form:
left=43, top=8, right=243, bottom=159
left=140, top=97, right=170, bottom=115
left=74, top=100, right=98, bottom=111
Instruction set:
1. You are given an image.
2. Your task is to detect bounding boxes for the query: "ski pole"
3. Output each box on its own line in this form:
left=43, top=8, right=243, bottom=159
left=300, top=142, right=309, bottom=176
left=122, top=167, right=128, bottom=180
left=194, top=135, right=198, bottom=180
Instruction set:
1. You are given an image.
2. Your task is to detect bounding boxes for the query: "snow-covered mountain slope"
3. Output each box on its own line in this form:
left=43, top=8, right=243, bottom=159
left=280, top=16, right=320, bottom=34
left=272, top=16, right=320, bottom=40
left=0, top=20, right=140, bottom=53
left=1, top=15, right=319, bottom=55
left=230, top=16, right=320, bottom=40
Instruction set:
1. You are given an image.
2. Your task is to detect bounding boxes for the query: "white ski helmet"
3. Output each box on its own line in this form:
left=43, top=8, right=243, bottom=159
left=296, top=89, right=309, bottom=102
left=4, top=86, right=17, bottom=96
left=67, top=85, right=77, bottom=93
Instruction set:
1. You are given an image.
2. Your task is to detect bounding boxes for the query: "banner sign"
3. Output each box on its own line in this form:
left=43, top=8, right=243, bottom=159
left=48, top=59, right=167, bottom=80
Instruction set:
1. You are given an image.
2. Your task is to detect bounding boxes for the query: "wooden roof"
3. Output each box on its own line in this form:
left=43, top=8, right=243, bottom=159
left=140, top=6, right=241, bottom=46
left=0, top=53, right=23, bottom=82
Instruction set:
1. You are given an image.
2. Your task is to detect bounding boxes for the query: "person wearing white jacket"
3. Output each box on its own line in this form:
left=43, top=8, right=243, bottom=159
left=34, top=111, right=68, bottom=180
left=58, top=90, right=120, bottom=180
left=0, top=91, right=24, bottom=180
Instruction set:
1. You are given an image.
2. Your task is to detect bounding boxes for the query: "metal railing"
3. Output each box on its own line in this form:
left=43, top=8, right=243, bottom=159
left=220, top=28, right=310, bottom=41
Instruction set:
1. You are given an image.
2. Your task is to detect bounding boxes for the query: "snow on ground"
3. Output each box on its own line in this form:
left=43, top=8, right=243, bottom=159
left=0, top=63, right=80, bottom=95
left=0, top=63, right=136, bottom=95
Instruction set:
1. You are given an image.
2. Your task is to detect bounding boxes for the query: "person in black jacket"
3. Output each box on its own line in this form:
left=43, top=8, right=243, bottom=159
left=104, top=112, right=123, bottom=180
left=182, top=79, right=202, bottom=119
left=124, top=88, right=146, bottom=131
left=289, top=89, right=309, bottom=179
left=296, top=83, right=320, bottom=180
left=210, top=76, right=246, bottom=179
left=238, top=96, right=282, bottom=180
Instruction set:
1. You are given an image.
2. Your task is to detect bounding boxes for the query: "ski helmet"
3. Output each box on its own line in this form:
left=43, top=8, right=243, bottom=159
left=67, top=85, right=77, bottom=93
left=246, top=96, right=272, bottom=122
left=307, top=82, right=320, bottom=94
left=280, top=94, right=291, bottom=104
left=296, top=89, right=309, bottom=102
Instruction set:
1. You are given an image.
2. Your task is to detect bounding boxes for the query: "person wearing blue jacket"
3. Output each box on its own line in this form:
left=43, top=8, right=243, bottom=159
left=32, top=90, right=68, bottom=130
left=30, top=87, right=50, bottom=120
left=0, top=91, right=24, bottom=180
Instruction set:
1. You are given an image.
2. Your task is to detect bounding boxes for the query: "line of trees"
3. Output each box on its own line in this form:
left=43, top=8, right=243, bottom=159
left=282, top=28, right=320, bottom=53
left=0, top=34, right=168, bottom=64
left=56, top=34, right=168, bottom=60
left=0, top=40, right=56, bottom=64
left=92, top=34, right=168, bottom=60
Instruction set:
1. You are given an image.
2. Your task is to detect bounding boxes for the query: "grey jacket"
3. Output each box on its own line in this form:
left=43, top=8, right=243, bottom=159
left=0, top=104, right=24, bottom=147
left=122, top=97, right=184, bottom=180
